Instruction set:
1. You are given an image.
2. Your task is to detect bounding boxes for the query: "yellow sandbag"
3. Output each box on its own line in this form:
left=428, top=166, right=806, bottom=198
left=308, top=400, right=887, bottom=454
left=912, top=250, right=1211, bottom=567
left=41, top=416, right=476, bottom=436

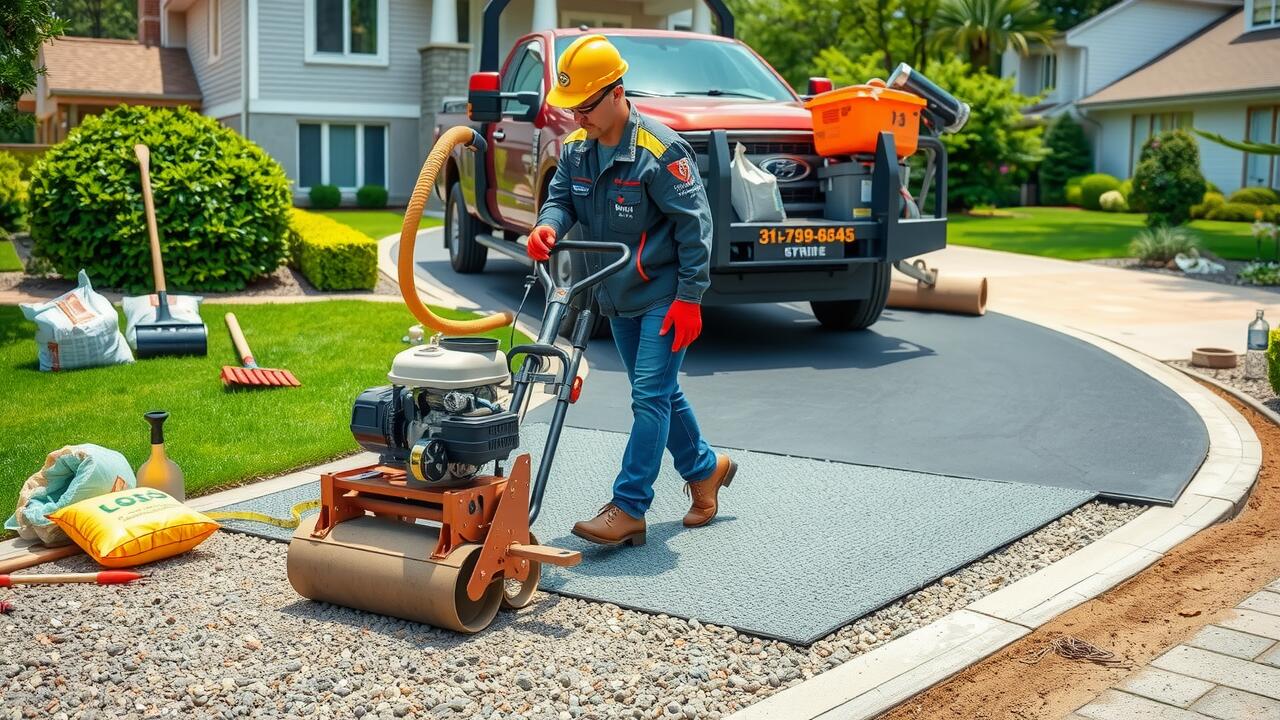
left=46, top=489, right=219, bottom=568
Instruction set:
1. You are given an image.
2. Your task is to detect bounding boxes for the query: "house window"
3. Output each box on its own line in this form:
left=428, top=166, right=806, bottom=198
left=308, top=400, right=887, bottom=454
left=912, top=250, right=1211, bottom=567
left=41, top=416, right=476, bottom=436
left=208, top=0, right=221, bottom=61
left=457, top=0, right=470, bottom=43
left=1244, top=106, right=1278, bottom=189
left=1249, top=0, right=1278, bottom=29
left=307, top=0, right=388, bottom=65
left=297, top=122, right=388, bottom=191
left=1130, top=112, right=1194, bottom=173
left=1039, top=54, right=1057, bottom=93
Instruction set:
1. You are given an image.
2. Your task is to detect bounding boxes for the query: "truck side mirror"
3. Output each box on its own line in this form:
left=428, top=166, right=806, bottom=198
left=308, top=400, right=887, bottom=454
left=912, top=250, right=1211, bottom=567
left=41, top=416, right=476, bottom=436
left=511, top=91, right=541, bottom=122
left=467, top=72, right=503, bottom=122
left=807, top=77, right=833, bottom=96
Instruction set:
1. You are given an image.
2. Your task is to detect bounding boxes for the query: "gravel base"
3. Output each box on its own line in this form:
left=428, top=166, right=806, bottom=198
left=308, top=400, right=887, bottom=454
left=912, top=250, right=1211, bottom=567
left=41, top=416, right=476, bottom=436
left=1084, top=255, right=1280, bottom=292
left=0, top=499, right=1142, bottom=720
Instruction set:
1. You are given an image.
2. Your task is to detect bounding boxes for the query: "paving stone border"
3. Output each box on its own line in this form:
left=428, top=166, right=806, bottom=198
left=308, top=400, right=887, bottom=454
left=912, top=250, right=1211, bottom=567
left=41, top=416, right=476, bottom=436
left=726, top=321, right=1262, bottom=720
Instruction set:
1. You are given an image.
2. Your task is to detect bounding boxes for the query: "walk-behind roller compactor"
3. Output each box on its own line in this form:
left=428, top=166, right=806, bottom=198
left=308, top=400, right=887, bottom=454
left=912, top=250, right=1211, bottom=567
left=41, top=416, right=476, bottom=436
left=287, top=61, right=979, bottom=634
left=286, top=126, right=632, bottom=632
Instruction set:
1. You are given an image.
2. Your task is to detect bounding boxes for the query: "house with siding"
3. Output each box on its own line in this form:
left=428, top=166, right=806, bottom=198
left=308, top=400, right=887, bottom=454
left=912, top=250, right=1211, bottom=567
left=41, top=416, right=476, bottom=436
left=1002, top=0, right=1280, bottom=195
left=33, top=0, right=710, bottom=205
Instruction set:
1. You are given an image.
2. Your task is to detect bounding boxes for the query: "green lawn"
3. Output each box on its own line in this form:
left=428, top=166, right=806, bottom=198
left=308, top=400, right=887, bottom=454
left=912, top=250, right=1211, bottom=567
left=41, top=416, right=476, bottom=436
left=948, top=207, right=1261, bottom=261
left=0, top=238, right=22, bottom=272
left=315, top=209, right=441, bottom=241
left=0, top=300, right=530, bottom=528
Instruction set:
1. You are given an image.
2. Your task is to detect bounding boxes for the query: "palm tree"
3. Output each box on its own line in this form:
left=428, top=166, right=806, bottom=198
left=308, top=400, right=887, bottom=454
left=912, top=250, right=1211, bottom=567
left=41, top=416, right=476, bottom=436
left=933, top=0, right=1055, bottom=74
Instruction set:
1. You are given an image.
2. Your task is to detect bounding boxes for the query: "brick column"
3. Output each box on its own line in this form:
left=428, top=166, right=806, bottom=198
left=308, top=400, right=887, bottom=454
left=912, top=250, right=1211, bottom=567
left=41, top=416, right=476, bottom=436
left=138, top=0, right=161, bottom=45
left=419, top=42, right=473, bottom=163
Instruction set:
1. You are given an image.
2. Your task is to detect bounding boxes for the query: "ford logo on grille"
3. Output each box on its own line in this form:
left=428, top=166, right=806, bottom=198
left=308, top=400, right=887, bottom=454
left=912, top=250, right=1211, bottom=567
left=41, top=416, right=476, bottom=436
left=758, top=156, right=811, bottom=183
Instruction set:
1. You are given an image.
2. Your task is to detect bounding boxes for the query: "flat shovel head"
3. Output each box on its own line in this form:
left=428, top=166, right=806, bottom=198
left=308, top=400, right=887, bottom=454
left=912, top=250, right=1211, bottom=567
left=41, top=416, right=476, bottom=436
left=135, top=322, right=209, bottom=358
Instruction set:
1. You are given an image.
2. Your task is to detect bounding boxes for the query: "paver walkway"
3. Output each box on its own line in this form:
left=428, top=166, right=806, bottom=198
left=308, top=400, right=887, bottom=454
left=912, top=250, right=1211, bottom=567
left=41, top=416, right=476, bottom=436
left=1066, top=582, right=1280, bottom=719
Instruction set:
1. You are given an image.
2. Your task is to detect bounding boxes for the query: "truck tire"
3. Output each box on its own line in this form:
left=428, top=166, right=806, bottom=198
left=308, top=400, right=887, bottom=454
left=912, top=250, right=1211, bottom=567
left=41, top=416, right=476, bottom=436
left=552, top=231, right=610, bottom=341
left=446, top=181, right=487, bottom=274
left=810, top=261, right=892, bottom=330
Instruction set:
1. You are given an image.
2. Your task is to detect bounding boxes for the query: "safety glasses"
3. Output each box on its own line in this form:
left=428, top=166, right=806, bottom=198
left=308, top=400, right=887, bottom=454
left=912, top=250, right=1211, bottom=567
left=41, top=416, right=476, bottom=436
left=569, top=80, right=622, bottom=117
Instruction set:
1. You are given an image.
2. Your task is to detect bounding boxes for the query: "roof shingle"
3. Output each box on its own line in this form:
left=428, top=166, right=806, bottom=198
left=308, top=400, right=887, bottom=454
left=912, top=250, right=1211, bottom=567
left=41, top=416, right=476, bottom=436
left=1080, top=10, right=1280, bottom=106
left=40, top=36, right=202, bottom=100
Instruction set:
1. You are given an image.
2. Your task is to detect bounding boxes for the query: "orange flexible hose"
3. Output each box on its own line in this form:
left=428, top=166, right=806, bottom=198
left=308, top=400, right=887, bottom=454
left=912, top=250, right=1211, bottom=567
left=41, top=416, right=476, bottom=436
left=399, top=126, right=513, bottom=334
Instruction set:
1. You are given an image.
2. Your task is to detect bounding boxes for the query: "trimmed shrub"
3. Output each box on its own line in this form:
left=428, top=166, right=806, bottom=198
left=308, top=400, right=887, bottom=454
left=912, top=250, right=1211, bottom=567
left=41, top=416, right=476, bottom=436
left=1130, top=129, right=1207, bottom=227
left=1080, top=173, right=1121, bottom=211
left=1118, top=178, right=1133, bottom=199
left=356, top=184, right=388, bottom=209
left=27, top=105, right=291, bottom=292
left=1190, top=191, right=1226, bottom=219
left=1129, top=225, right=1200, bottom=265
left=1207, top=202, right=1268, bottom=223
left=1037, top=114, right=1092, bottom=206
left=1269, top=327, right=1280, bottom=395
left=0, top=151, right=27, bottom=231
left=289, top=208, right=377, bottom=290
left=1065, top=175, right=1085, bottom=206
left=1206, top=180, right=1220, bottom=194
left=1229, top=187, right=1280, bottom=205
left=1099, top=190, right=1128, bottom=212
left=309, top=184, right=341, bottom=209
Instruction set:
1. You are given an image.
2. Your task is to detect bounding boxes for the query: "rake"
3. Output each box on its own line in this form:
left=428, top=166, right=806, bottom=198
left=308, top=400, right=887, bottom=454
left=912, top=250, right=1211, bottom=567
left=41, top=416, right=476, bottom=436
left=221, top=312, right=301, bottom=388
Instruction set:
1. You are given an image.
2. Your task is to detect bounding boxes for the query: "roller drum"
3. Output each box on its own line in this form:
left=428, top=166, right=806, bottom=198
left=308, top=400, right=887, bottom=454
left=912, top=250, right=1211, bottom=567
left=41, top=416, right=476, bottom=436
left=287, top=515, right=502, bottom=633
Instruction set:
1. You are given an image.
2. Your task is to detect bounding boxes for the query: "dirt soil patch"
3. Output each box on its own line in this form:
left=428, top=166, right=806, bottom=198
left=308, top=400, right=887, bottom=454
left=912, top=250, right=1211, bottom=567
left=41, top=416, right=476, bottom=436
left=879, top=382, right=1280, bottom=720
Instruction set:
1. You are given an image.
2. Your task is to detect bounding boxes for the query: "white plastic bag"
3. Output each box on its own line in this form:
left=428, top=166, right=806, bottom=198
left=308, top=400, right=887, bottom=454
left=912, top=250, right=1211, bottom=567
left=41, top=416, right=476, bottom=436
left=730, top=142, right=787, bottom=223
left=122, top=293, right=204, bottom=351
left=19, top=270, right=134, bottom=372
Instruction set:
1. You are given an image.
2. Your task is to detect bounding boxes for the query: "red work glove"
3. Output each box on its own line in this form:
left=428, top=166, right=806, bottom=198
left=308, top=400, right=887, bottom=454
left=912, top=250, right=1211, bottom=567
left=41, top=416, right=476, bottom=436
left=527, top=225, right=557, bottom=262
left=660, top=300, right=702, bottom=353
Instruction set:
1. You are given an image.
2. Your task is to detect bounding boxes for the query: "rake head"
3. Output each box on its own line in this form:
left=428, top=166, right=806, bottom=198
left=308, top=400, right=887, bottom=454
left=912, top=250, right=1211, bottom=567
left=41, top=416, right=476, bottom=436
left=221, top=365, right=301, bottom=388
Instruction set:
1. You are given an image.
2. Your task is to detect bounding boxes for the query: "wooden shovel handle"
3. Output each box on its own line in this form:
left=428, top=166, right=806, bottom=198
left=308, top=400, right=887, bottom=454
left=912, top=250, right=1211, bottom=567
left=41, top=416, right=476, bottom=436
left=0, top=544, right=81, bottom=574
left=134, top=143, right=166, bottom=293
left=224, top=312, right=255, bottom=366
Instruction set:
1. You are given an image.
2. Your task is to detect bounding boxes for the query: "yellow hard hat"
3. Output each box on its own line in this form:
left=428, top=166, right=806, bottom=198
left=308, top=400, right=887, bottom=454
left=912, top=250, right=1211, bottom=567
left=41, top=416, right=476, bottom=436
left=546, top=34, right=629, bottom=108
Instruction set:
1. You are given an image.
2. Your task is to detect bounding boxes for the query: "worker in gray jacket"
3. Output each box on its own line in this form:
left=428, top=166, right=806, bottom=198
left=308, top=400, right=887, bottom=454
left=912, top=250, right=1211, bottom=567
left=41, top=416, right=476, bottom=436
left=528, top=34, right=737, bottom=547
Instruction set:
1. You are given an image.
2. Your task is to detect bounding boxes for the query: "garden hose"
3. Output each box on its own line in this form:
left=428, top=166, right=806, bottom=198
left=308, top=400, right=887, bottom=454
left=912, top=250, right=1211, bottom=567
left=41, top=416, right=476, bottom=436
left=399, top=126, right=513, bottom=335
left=207, top=499, right=321, bottom=529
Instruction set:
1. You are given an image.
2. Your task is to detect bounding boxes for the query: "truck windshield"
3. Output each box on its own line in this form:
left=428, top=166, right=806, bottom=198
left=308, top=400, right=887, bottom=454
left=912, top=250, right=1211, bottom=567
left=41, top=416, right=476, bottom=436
left=553, top=35, right=795, bottom=102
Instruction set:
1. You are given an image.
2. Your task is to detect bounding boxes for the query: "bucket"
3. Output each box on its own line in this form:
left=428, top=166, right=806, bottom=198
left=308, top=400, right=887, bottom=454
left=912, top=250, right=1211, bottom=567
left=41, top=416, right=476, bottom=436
left=804, top=83, right=927, bottom=158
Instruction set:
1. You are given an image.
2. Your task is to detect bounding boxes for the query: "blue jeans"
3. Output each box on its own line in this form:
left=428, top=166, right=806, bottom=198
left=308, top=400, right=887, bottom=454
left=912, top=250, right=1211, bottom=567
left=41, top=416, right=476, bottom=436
left=608, top=302, right=718, bottom=519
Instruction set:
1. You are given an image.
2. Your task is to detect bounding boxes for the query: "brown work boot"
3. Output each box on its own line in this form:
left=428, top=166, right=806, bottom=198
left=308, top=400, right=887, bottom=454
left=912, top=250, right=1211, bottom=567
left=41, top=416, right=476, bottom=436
left=572, top=504, right=647, bottom=546
left=683, top=454, right=738, bottom=528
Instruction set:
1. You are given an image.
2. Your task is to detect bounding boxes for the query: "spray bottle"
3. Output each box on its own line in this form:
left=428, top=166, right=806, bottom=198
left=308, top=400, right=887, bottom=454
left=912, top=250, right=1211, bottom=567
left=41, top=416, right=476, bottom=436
left=136, top=410, right=186, bottom=501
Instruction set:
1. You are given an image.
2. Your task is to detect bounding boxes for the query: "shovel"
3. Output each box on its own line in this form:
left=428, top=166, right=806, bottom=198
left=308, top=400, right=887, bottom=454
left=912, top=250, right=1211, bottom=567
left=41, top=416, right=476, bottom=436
left=221, top=312, right=300, bottom=388
left=132, top=143, right=208, bottom=359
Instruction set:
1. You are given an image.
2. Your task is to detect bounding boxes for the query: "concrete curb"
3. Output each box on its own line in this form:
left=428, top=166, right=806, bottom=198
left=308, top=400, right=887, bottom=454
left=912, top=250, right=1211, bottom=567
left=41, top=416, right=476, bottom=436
left=726, top=319, right=1261, bottom=720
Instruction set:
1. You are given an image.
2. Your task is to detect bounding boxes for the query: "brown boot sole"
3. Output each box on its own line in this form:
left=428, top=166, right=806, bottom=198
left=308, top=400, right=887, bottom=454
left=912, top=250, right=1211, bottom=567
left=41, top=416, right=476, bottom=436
left=572, top=526, right=647, bottom=547
left=684, top=459, right=738, bottom=528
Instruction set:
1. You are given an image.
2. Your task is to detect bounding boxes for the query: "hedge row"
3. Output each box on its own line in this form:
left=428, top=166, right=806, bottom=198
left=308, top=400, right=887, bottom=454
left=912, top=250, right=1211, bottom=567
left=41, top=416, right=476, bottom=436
left=289, top=209, right=378, bottom=291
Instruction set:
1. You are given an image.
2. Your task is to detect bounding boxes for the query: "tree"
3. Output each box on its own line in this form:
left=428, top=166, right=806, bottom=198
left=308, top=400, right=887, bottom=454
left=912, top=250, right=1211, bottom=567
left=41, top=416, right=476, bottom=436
left=1038, top=113, right=1092, bottom=205
left=932, top=0, right=1055, bottom=74
left=1042, top=0, right=1121, bottom=30
left=0, top=0, right=66, bottom=134
left=53, top=0, right=136, bottom=40
left=724, top=0, right=857, bottom=89
left=1131, top=129, right=1207, bottom=227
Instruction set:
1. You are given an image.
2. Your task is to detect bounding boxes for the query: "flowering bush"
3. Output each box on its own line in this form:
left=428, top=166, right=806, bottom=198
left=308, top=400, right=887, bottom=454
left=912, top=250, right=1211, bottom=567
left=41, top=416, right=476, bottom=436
left=1130, top=130, right=1207, bottom=227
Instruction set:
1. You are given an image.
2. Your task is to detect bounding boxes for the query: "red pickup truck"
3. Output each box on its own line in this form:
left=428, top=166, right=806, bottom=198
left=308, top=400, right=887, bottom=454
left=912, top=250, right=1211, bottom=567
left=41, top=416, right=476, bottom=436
left=434, top=2, right=950, bottom=336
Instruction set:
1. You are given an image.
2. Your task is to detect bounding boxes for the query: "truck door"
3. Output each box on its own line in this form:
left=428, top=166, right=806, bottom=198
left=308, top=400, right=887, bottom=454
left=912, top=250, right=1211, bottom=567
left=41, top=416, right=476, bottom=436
left=491, top=40, right=545, bottom=229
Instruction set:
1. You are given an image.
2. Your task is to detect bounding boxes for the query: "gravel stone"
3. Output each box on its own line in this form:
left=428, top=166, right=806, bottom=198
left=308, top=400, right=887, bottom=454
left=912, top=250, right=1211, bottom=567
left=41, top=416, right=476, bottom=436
left=0, top=482, right=1144, bottom=718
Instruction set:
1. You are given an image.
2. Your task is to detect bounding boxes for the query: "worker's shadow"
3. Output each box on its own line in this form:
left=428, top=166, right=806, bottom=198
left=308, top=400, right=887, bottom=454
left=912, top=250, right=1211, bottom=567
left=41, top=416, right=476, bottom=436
left=536, top=517, right=719, bottom=585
